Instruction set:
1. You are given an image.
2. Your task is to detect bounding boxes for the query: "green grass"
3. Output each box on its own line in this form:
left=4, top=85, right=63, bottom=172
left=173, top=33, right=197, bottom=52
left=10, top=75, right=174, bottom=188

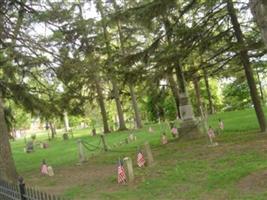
left=11, top=107, right=267, bottom=199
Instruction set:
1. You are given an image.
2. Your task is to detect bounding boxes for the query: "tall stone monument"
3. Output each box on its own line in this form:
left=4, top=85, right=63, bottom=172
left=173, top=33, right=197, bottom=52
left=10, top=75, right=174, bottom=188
left=178, top=92, right=201, bottom=138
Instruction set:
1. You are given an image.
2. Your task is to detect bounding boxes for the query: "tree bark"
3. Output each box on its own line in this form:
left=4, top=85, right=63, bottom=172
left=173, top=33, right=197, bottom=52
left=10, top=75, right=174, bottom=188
left=49, top=121, right=56, bottom=139
left=227, top=0, right=267, bottom=132
left=167, top=71, right=181, bottom=118
left=249, top=0, right=267, bottom=47
left=112, top=80, right=127, bottom=131
left=193, top=77, right=204, bottom=118
left=175, top=64, right=186, bottom=93
left=95, top=79, right=110, bottom=134
left=63, top=111, right=70, bottom=132
left=162, top=19, right=181, bottom=119
left=97, top=0, right=127, bottom=131
left=112, top=0, right=138, bottom=130
left=256, top=67, right=264, bottom=103
left=129, top=84, right=142, bottom=129
left=0, top=89, right=18, bottom=183
left=203, top=67, right=214, bottom=114
left=0, top=2, right=19, bottom=183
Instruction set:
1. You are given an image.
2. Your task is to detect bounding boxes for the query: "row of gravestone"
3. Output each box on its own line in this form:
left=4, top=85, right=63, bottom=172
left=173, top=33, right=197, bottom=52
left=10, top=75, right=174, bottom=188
left=25, top=141, right=49, bottom=153
left=25, top=130, right=75, bottom=153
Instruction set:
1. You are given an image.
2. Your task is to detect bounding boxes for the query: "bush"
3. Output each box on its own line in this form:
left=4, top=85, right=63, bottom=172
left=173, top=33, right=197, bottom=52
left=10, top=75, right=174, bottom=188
left=31, top=134, right=36, bottom=140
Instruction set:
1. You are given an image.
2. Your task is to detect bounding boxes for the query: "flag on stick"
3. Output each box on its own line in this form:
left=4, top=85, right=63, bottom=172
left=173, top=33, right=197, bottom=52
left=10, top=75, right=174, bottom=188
left=137, top=151, right=145, bottom=167
left=117, top=159, right=127, bottom=184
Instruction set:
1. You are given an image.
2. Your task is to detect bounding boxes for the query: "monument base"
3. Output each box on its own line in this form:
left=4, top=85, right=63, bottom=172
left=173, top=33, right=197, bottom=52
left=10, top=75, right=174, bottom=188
left=178, top=119, right=202, bottom=139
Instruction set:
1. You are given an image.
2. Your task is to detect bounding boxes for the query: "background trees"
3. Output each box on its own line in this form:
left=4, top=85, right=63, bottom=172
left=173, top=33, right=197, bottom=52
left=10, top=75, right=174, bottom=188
left=1, top=0, right=267, bottom=182
left=250, top=0, right=267, bottom=46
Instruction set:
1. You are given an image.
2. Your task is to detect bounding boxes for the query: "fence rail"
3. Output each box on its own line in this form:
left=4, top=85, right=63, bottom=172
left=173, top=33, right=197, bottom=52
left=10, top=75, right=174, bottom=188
left=0, top=179, right=69, bottom=200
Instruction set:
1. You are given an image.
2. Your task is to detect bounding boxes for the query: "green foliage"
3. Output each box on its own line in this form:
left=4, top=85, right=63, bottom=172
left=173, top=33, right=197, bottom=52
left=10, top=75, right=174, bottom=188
left=5, top=100, right=31, bottom=130
left=145, top=86, right=177, bottom=122
left=222, top=79, right=251, bottom=111
left=31, top=134, right=36, bottom=140
left=68, top=115, right=86, bottom=128
left=162, top=93, right=177, bottom=120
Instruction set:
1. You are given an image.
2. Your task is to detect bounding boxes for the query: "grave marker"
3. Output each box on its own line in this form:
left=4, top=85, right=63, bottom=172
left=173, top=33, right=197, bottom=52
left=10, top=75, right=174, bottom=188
left=144, top=142, right=154, bottom=166
left=123, top=157, right=134, bottom=183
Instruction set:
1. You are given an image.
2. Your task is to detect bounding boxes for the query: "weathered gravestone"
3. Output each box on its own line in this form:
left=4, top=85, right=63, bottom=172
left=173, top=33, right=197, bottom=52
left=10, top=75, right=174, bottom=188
left=123, top=157, right=134, bottom=183
left=63, top=133, right=69, bottom=140
left=26, top=141, right=34, bottom=153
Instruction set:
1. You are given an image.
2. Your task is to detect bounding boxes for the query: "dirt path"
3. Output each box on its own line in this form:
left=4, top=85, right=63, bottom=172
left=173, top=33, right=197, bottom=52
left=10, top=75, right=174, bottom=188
left=25, top=161, right=116, bottom=196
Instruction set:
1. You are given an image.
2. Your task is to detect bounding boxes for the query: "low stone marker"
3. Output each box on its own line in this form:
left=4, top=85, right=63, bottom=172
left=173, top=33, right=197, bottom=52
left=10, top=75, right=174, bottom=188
left=123, top=157, right=134, bottom=183
left=144, top=142, right=154, bottom=166
left=26, top=141, right=34, bottom=153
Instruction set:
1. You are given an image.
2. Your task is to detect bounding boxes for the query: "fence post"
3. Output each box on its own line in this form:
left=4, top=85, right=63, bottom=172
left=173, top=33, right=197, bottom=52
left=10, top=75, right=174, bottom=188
left=123, top=157, right=134, bottom=183
left=144, top=142, right=154, bottom=166
left=77, top=139, right=85, bottom=163
left=18, top=177, right=26, bottom=200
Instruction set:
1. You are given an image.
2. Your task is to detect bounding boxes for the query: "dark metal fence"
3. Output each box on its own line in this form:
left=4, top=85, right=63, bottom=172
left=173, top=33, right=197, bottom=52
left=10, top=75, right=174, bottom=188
left=0, top=179, right=69, bottom=200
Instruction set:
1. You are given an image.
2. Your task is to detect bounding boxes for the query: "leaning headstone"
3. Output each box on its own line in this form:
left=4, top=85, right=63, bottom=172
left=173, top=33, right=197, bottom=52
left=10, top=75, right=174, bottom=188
left=123, top=157, right=134, bottom=183
left=128, top=133, right=134, bottom=142
left=26, top=141, right=34, bottom=153
left=148, top=127, right=154, bottom=133
left=63, top=133, right=69, bottom=140
left=129, top=133, right=137, bottom=142
left=161, top=133, right=168, bottom=145
left=40, top=142, right=49, bottom=149
left=143, top=142, right=154, bottom=166
left=47, top=166, right=54, bottom=176
left=43, top=142, right=48, bottom=149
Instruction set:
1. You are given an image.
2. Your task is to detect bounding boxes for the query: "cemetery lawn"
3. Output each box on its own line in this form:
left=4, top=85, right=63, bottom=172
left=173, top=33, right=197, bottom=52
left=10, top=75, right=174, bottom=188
left=11, top=107, right=267, bottom=200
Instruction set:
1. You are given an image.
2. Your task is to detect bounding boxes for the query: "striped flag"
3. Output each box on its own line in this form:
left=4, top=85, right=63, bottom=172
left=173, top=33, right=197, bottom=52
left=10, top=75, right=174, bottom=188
left=137, top=152, right=145, bottom=167
left=117, top=160, right=127, bottom=184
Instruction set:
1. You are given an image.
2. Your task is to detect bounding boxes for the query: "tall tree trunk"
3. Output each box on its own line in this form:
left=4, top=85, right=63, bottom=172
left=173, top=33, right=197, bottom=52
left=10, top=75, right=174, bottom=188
left=63, top=111, right=70, bottom=132
left=112, top=0, right=139, bottom=129
left=193, top=77, right=204, bottom=118
left=162, top=19, right=181, bottom=119
left=0, top=89, right=18, bottom=183
left=95, top=79, right=110, bottom=134
left=203, top=67, right=214, bottom=114
left=175, top=64, right=186, bottom=93
left=249, top=0, right=267, bottom=47
left=167, top=71, right=181, bottom=118
left=227, top=0, right=267, bottom=132
left=0, top=2, right=21, bottom=183
left=129, top=84, right=142, bottom=129
left=256, top=68, right=265, bottom=103
left=112, top=80, right=127, bottom=131
left=97, top=0, right=127, bottom=131
left=49, top=121, right=56, bottom=139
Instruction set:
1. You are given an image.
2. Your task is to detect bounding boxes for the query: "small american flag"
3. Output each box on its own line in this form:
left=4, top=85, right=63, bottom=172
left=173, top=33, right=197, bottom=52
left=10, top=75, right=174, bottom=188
left=137, top=152, right=145, bottom=167
left=117, top=160, right=127, bottom=184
